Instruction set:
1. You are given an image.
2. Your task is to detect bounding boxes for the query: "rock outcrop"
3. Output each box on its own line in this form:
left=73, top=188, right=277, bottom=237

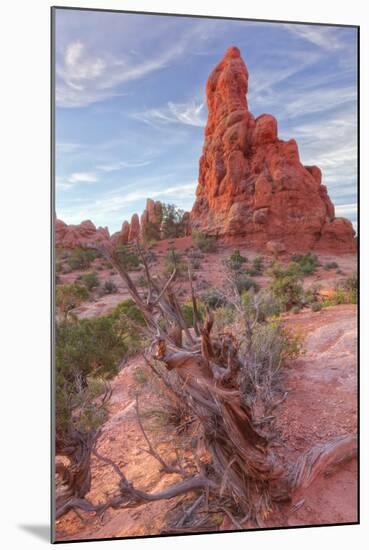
left=140, top=199, right=163, bottom=239
left=191, top=46, right=356, bottom=252
left=55, top=218, right=109, bottom=249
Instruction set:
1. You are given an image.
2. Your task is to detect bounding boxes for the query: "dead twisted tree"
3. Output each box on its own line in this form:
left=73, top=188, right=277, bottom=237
left=55, top=238, right=357, bottom=527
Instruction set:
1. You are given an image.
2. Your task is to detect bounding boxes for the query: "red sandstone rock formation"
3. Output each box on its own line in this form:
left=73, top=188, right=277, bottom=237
left=140, top=199, right=163, bottom=239
left=191, top=46, right=356, bottom=252
left=128, top=213, right=140, bottom=242
left=55, top=218, right=109, bottom=249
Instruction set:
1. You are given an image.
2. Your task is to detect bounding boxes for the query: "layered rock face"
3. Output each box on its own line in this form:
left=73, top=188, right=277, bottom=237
left=191, top=46, right=356, bottom=252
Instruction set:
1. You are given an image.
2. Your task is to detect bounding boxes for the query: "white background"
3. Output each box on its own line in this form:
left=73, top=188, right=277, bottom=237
left=0, top=0, right=367, bottom=548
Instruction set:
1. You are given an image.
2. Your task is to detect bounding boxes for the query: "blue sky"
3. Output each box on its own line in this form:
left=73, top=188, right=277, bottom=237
left=55, top=9, right=358, bottom=234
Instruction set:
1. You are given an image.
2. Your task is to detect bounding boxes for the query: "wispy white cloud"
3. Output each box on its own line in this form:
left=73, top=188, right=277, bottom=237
left=96, top=160, right=152, bottom=172
left=56, top=171, right=98, bottom=190
left=56, top=22, right=211, bottom=108
left=134, top=100, right=206, bottom=128
left=283, top=25, right=345, bottom=51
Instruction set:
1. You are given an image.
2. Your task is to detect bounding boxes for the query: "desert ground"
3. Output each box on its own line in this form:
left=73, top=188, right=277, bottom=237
left=55, top=239, right=357, bottom=541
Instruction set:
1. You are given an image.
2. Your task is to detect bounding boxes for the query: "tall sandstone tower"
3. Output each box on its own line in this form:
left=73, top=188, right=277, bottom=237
left=191, top=46, right=356, bottom=252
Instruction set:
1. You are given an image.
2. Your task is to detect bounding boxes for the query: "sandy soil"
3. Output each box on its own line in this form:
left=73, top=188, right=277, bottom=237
left=57, top=239, right=357, bottom=320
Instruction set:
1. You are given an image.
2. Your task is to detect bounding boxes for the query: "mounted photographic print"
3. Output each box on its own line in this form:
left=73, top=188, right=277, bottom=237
left=52, top=6, right=359, bottom=543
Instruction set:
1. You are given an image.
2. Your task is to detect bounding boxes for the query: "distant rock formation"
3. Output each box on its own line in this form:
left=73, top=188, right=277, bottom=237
left=140, top=199, right=163, bottom=239
left=56, top=198, right=191, bottom=249
left=191, top=46, right=356, bottom=252
left=55, top=219, right=109, bottom=249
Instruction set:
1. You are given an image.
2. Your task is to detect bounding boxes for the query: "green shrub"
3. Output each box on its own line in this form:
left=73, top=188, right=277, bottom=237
left=102, top=280, right=118, bottom=294
left=142, top=220, right=161, bottom=244
left=255, top=289, right=282, bottom=319
left=342, top=272, right=357, bottom=301
left=291, top=253, right=319, bottom=275
left=202, top=287, right=228, bottom=309
left=192, top=230, right=217, bottom=252
left=180, top=300, right=205, bottom=327
left=56, top=283, right=89, bottom=319
left=164, top=249, right=186, bottom=277
left=213, top=305, right=236, bottom=332
left=80, top=271, right=100, bottom=290
left=67, top=247, right=98, bottom=271
left=324, top=261, right=339, bottom=270
left=56, top=315, right=128, bottom=435
left=114, top=244, right=141, bottom=271
left=252, top=255, right=264, bottom=275
left=227, top=250, right=247, bottom=271
left=240, top=320, right=305, bottom=409
left=235, top=273, right=260, bottom=294
left=322, top=273, right=358, bottom=306
left=161, top=203, right=187, bottom=239
left=291, top=305, right=301, bottom=314
left=303, top=284, right=321, bottom=306
left=311, top=302, right=322, bottom=312
left=111, top=299, right=145, bottom=325
left=268, top=262, right=304, bottom=311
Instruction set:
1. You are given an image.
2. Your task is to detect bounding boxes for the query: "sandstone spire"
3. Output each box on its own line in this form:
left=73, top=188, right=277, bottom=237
left=191, top=47, right=356, bottom=252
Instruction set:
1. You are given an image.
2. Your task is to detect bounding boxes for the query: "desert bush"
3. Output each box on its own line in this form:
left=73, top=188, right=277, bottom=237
left=226, top=249, right=247, bottom=271
left=202, top=287, right=228, bottom=309
left=181, top=300, right=205, bottom=327
left=111, top=299, right=145, bottom=325
left=80, top=271, right=100, bottom=290
left=56, top=316, right=126, bottom=387
left=321, top=273, right=358, bottom=307
left=239, top=319, right=304, bottom=413
left=67, top=247, right=98, bottom=271
left=235, top=273, right=260, bottom=294
left=161, top=203, right=187, bottom=239
left=342, top=272, right=358, bottom=303
left=102, top=279, right=118, bottom=294
left=291, top=252, right=319, bottom=275
left=114, top=244, right=141, bottom=271
left=311, top=302, right=323, bottom=312
left=268, top=262, right=304, bottom=311
left=142, top=220, right=161, bottom=244
left=303, top=284, right=321, bottom=306
left=212, top=305, right=236, bottom=332
left=252, top=255, right=264, bottom=275
left=192, top=229, right=217, bottom=252
left=56, top=315, right=127, bottom=434
left=324, top=261, right=339, bottom=270
left=56, top=283, right=89, bottom=319
left=164, top=249, right=186, bottom=277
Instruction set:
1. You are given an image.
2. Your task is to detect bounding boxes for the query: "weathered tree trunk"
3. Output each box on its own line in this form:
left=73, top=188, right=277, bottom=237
left=55, top=428, right=97, bottom=519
